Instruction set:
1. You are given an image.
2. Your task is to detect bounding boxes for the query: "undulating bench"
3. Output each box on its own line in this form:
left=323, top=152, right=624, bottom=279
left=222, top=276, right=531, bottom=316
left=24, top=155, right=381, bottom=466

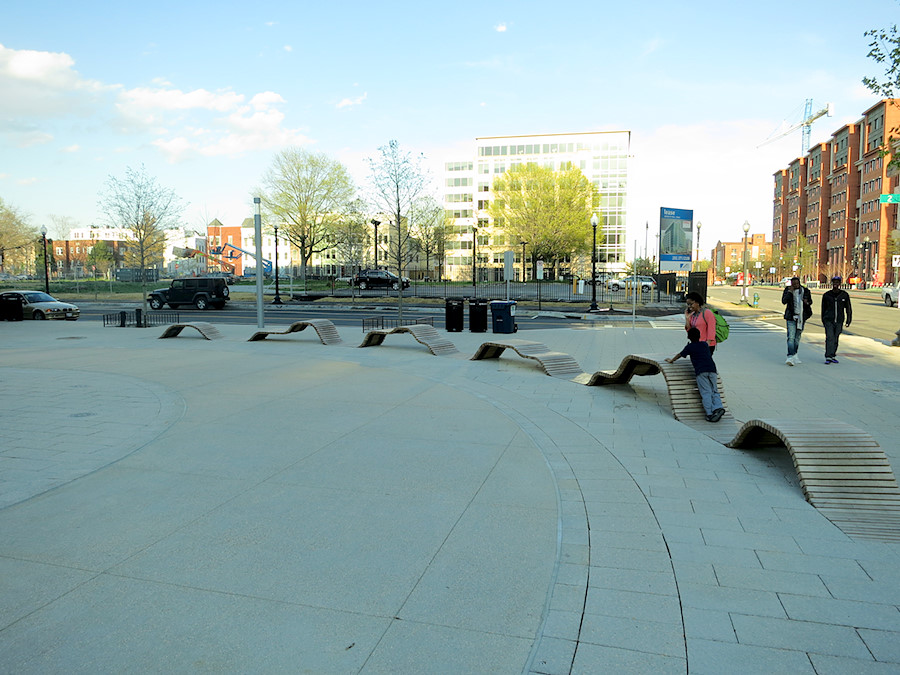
left=158, top=322, right=223, bottom=340
left=470, top=339, right=584, bottom=379
left=358, top=324, right=459, bottom=355
left=585, top=352, right=900, bottom=541
left=248, top=319, right=343, bottom=345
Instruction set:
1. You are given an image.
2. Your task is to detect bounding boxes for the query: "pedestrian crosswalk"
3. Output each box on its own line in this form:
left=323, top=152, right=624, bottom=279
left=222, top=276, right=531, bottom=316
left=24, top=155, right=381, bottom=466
left=649, top=318, right=784, bottom=333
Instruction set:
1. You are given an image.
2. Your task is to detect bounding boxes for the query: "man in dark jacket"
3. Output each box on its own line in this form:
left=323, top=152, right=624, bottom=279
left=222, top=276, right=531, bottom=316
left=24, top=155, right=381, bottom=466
left=781, top=276, right=813, bottom=366
left=821, top=275, right=852, bottom=364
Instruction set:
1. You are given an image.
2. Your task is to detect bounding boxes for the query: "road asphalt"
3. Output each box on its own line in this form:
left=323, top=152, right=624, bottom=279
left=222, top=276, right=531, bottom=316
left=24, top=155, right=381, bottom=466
left=1, top=311, right=899, bottom=674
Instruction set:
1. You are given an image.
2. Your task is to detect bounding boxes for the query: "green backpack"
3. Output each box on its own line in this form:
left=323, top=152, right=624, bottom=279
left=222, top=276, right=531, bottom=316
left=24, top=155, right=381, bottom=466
left=709, top=308, right=729, bottom=343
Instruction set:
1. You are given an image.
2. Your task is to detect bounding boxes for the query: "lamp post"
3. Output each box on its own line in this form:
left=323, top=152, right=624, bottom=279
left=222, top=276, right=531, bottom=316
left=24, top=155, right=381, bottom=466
left=520, top=240, right=526, bottom=283
left=472, top=221, right=478, bottom=292
left=590, top=214, right=599, bottom=311
left=370, top=219, right=380, bottom=269
left=272, top=224, right=283, bottom=305
left=695, top=221, right=702, bottom=271
left=741, top=220, right=750, bottom=303
left=40, top=225, right=50, bottom=293
left=864, top=236, right=871, bottom=286
left=253, top=197, right=264, bottom=329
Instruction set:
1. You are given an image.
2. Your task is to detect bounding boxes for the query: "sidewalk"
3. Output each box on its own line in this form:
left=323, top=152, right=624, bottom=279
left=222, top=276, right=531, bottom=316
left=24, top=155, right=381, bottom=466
left=1, top=317, right=899, bottom=673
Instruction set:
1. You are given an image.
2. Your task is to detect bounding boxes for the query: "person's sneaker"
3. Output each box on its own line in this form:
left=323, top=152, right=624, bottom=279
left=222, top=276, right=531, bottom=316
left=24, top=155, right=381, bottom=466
left=706, top=414, right=714, bottom=422
left=786, top=357, right=795, bottom=366
left=825, top=358, right=832, bottom=364
left=710, top=408, right=725, bottom=423
left=831, top=357, right=839, bottom=364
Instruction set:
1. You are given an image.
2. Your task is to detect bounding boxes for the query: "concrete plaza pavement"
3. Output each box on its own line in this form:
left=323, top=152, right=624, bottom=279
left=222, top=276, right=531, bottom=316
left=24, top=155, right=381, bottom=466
left=1, top=311, right=899, bottom=674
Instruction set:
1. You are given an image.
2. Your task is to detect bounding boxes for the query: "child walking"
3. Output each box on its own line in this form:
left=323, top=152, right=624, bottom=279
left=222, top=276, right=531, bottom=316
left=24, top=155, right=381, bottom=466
left=666, top=327, right=725, bottom=423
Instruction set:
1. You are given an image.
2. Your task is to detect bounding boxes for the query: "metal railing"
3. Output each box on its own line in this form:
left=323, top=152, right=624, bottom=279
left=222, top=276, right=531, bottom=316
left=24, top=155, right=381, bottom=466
left=103, top=309, right=179, bottom=327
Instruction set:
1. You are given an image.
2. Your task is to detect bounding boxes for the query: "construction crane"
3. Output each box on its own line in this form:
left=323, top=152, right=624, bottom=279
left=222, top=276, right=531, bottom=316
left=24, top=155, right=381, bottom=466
left=759, top=99, right=834, bottom=155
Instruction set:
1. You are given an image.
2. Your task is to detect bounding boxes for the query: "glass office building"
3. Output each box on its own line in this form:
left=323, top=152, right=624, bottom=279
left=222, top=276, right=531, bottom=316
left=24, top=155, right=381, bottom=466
left=443, top=130, right=630, bottom=281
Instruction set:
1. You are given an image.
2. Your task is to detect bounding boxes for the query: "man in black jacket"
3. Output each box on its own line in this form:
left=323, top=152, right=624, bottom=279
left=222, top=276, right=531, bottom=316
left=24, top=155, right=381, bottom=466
left=821, top=275, right=852, bottom=364
left=781, top=276, right=813, bottom=366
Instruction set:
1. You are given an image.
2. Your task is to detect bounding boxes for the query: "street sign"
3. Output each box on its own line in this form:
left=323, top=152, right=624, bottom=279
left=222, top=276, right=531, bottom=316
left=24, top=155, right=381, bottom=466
left=893, top=254, right=900, bottom=267
left=879, top=194, right=900, bottom=204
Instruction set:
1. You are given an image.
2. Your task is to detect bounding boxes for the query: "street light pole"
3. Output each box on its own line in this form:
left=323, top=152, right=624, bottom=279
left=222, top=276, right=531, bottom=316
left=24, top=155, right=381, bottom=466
left=370, top=219, right=380, bottom=269
left=590, top=214, right=598, bottom=311
left=472, top=222, right=478, bottom=293
left=695, top=221, right=702, bottom=271
left=40, top=225, right=50, bottom=294
left=520, top=241, right=526, bottom=283
left=741, top=220, right=750, bottom=303
left=272, top=224, right=283, bottom=305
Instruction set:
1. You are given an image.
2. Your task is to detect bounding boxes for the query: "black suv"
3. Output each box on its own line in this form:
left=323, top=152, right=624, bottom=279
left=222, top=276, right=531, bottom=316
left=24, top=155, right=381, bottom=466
left=148, top=277, right=229, bottom=310
left=351, top=269, right=410, bottom=290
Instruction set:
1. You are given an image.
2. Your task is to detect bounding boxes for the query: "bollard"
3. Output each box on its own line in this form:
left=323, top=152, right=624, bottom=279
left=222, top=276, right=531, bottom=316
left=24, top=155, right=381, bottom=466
left=119, top=310, right=127, bottom=327
left=135, top=308, right=143, bottom=327
left=753, top=292, right=759, bottom=308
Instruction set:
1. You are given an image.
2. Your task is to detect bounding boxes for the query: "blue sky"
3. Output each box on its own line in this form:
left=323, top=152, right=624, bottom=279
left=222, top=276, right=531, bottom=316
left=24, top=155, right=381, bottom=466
left=1, top=0, right=896, bottom=254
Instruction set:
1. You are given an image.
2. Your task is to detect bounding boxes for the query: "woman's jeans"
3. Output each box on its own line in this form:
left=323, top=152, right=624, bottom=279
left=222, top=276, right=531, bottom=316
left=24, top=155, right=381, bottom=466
left=786, top=320, right=803, bottom=356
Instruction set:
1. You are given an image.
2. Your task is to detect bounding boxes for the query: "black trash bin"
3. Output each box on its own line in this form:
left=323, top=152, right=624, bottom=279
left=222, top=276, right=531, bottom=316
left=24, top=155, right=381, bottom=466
left=0, top=298, right=24, bottom=321
left=445, top=298, right=464, bottom=332
left=468, top=298, right=488, bottom=333
left=490, top=300, right=517, bottom=334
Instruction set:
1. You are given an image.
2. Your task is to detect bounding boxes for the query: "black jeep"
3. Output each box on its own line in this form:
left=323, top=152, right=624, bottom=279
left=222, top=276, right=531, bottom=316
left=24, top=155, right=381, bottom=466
left=351, top=269, right=410, bottom=290
left=148, top=277, right=229, bottom=310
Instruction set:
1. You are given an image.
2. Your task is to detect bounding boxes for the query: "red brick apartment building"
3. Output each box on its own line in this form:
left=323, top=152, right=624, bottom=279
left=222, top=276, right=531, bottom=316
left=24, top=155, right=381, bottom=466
left=773, top=99, right=899, bottom=285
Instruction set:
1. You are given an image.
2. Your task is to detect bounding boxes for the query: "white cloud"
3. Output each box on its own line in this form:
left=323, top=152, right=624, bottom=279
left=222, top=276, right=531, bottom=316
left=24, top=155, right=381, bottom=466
left=118, top=86, right=244, bottom=114
left=16, top=177, right=38, bottom=185
left=284, top=45, right=293, bottom=52
left=495, top=23, right=507, bottom=32
left=152, top=92, right=309, bottom=161
left=0, top=43, right=111, bottom=126
left=60, top=144, right=80, bottom=153
left=336, top=92, right=367, bottom=109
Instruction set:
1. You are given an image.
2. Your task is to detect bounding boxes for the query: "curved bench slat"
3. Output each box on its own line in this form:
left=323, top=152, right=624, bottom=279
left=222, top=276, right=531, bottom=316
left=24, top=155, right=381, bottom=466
left=470, top=340, right=583, bottom=379
left=358, top=325, right=459, bottom=355
left=159, top=322, right=222, bottom=340
left=248, top=319, right=343, bottom=345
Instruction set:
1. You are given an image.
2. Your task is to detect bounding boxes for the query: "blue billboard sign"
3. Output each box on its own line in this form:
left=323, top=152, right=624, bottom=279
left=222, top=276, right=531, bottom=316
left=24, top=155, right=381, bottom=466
left=659, top=207, right=693, bottom=272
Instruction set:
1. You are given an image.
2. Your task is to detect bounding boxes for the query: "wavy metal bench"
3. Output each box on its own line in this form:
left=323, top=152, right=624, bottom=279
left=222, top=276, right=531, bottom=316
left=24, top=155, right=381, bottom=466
left=585, top=352, right=900, bottom=541
left=248, top=319, right=343, bottom=345
left=158, top=322, right=223, bottom=340
left=470, top=339, right=584, bottom=379
left=358, top=324, right=459, bottom=355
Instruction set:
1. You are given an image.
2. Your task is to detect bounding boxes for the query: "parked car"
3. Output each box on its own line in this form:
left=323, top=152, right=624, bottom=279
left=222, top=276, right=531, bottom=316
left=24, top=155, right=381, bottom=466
left=882, top=284, right=899, bottom=307
left=148, top=277, right=229, bottom=310
left=606, top=276, right=657, bottom=293
left=0, top=290, right=80, bottom=320
left=351, top=269, right=410, bottom=290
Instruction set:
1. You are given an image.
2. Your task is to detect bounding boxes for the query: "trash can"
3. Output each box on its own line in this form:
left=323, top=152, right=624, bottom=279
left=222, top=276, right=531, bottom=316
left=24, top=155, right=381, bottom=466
left=469, top=298, right=488, bottom=333
left=490, top=300, right=517, bottom=334
left=445, top=298, right=464, bottom=332
left=0, top=298, right=23, bottom=321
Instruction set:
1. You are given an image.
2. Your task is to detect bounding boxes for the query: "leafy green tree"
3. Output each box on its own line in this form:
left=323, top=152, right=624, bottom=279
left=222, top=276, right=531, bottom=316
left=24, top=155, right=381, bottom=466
left=625, top=257, right=656, bottom=276
left=260, top=147, right=356, bottom=277
left=0, top=197, right=37, bottom=275
left=488, top=163, right=594, bottom=278
left=331, top=198, right=371, bottom=276
left=87, top=240, right=115, bottom=278
left=98, top=165, right=184, bottom=307
left=863, top=20, right=900, bottom=169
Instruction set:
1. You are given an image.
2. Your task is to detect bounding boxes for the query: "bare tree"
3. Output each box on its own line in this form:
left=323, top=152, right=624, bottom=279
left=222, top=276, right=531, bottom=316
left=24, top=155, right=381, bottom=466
left=410, top=196, right=449, bottom=281
left=368, top=140, right=432, bottom=319
left=260, top=148, right=356, bottom=279
left=98, top=164, right=185, bottom=308
left=331, top=198, right=370, bottom=277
